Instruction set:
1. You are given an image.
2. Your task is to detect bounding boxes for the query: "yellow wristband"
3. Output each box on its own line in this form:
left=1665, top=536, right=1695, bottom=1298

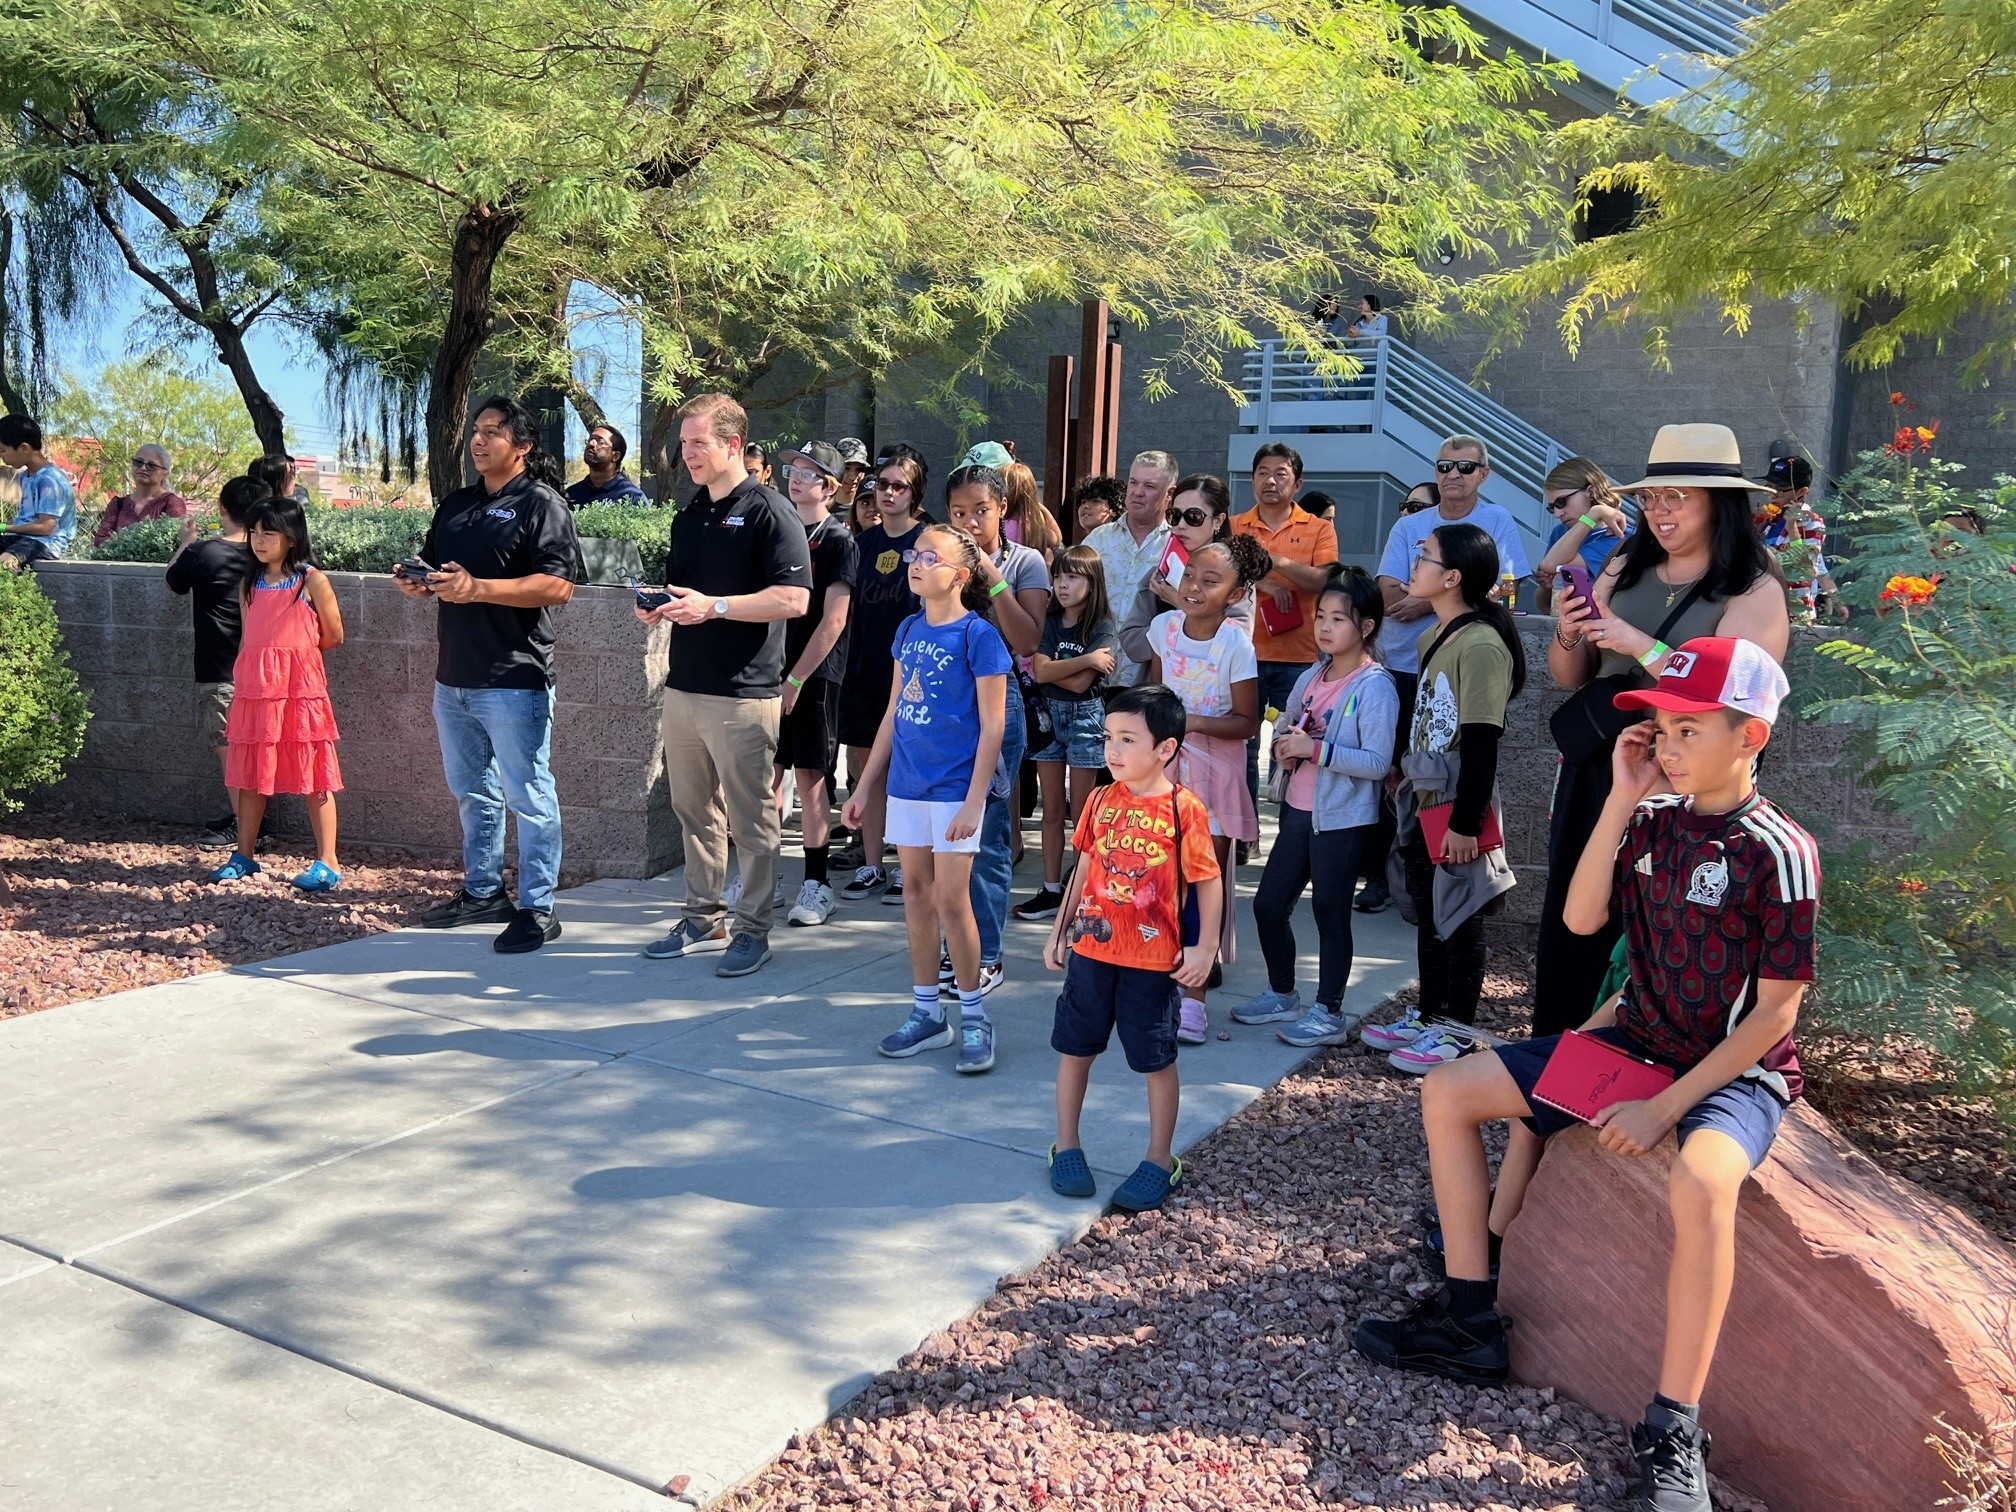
left=988, top=579, right=1010, bottom=598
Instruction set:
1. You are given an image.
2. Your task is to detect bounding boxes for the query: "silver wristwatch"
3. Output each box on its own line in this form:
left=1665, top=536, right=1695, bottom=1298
left=712, top=597, right=729, bottom=618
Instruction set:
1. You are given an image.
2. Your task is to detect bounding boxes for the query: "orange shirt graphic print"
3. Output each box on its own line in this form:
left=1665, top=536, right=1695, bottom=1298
left=1068, top=787, right=1220, bottom=972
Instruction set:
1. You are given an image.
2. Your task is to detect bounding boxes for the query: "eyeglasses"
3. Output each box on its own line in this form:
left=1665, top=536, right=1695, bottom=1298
left=876, top=477, right=913, bottom=495
left=131, top=460, right=166, bottom=473
left=1415, top=544, right=1448, bottom=568
left=901, top=548, right=947, bottom=569
left=1636, top=488, right=1693, bottom=510
left=1545, top=488, right=1586, bottom=513
left=1435, top=459, right=1484, bottom=477
left=1164, top=506, right=1212, bottom=528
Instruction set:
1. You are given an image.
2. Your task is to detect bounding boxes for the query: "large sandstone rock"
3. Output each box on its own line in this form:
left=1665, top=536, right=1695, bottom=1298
left=1499, top=1101, right=2016, bottom=1512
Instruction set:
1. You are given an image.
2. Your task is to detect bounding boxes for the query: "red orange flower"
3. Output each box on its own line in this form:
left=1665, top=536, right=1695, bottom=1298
left=1878, top=573, right=1938, bottom=607
left=1897, top=879, right=1927, bottom=895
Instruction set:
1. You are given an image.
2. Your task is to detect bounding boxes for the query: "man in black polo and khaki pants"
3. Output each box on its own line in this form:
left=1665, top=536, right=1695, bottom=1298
left=638, top=393, right=811, bottom=978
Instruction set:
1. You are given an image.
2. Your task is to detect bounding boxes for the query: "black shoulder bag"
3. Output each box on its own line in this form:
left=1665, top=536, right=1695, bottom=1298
left=1548, top=580, right=1709, bottom=766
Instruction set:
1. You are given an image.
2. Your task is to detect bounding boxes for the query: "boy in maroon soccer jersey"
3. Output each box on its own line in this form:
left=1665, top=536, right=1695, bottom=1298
left=1354, top=637, right=1817, bottom=1512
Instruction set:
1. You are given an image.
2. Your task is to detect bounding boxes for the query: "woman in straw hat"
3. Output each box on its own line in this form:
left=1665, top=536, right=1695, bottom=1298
left=1536, top=424, right=1790, bottom=1037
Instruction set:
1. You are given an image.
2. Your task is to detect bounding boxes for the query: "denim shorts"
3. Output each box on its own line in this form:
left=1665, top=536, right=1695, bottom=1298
left=1496, top=1027, right=1788, bottom=1170
left=1033, top=695, right=1107, bottom=768
left=1051, top=951, right=1180, bottom=1074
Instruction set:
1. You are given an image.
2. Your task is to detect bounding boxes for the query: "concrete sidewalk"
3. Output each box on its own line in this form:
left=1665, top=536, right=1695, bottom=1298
left=0, top=862, right=1415, bottom=1509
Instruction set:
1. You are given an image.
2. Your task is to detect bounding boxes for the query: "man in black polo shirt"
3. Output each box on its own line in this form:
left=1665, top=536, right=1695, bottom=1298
left=638, top=392, right=811, bottom=977
left=396, top=394, right=578, bottom=954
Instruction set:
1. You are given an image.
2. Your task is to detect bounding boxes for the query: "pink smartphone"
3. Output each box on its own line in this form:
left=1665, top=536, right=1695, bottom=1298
left=1557, top=562, right=1596, bottom=614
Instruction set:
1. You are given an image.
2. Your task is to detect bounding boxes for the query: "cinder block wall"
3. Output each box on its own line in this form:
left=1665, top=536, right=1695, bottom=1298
left=30, top=563, right=681, bottom=881
left=26, top=566, right=1899, bottom=914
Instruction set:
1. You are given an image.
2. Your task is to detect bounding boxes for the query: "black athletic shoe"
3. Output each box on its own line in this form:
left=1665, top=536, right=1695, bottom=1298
left=420, top=889, right=516, bottom=929
left=1629, top=1405, right=1714, bottom=1512
left=1353, top=1288, right=1510, bottom=1384
left=1354, top=879, right=1391, bottom=914
left=1011, top=886, right=1064, bottom=921
left=196, top=814, right=238, bottom=850
left=494, top=908, right=561, bottom=954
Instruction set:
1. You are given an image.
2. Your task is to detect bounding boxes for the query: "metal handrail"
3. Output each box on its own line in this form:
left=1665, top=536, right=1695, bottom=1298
left=1240, top=336, right=1571, bottom=499
left=1612, top=0, right=1763, bottom=56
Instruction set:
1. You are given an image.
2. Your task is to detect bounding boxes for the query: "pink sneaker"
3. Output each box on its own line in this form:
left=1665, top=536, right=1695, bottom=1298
left=1387, top=1027, right=1471, bottom=1074
left=1177, top=998, right=1209, bottom=1045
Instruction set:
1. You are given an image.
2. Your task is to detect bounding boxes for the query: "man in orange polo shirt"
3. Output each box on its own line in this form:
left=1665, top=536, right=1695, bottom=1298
left=1233, top=442, right=1339, bottom=812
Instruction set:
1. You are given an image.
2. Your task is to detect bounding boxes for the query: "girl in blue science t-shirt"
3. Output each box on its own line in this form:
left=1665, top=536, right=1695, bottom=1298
left=842, top=523, right=1012, bottom=1074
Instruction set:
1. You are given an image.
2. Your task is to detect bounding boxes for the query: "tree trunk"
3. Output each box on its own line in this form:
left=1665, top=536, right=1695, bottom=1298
left=211, top=322, right=287, bottom=455
left=425, top=205, right=522, bottom=503
left=0, top=211, right=30, bottom=417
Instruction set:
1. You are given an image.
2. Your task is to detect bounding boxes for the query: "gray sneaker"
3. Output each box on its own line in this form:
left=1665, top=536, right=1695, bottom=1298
left=642, top=918, right=729, bottom=960
left=715, top=933, right=772, bottom=977
left=956, top=1017, right=996, bottom=1074
left=1231, top=988, right=1303, bottom=1025
left=1276, top=1005, right=1352, bottom=1047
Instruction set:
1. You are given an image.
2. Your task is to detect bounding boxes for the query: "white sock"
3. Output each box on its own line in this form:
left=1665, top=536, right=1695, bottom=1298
left=914, top=986, right=944, bottom=1022
left=958, top=987, right=986, bottom=1022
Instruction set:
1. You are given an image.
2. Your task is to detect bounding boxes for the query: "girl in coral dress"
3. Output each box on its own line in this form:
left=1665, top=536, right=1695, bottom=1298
left=207, top=496, right=346, bottom=891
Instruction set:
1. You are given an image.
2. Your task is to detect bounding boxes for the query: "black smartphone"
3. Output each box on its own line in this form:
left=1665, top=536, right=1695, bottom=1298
left=395, top=556, right=435, bottom=581
left=634, top=587, right=672, bottom=611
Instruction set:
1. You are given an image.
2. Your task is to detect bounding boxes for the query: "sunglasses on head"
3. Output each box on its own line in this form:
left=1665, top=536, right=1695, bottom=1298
left=1435, top=459, right=1484, bottom=477
left=1164, top=506, right=1212, bottom=528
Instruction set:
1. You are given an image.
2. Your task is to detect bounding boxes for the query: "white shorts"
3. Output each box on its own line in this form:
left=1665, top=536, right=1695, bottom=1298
left=885, top=795, right=983, bottom=855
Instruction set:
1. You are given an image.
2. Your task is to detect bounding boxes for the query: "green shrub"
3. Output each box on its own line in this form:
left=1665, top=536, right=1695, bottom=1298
left=83, top=505, right=432, bottom=573
left=572, top=502, right=674, bottom=582
left=0, top=570, right=91, bottom=812
left=1792, top=420, right=2016, bottom=1117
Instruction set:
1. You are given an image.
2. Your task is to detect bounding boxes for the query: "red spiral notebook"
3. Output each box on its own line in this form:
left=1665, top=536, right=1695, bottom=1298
left=1530, top=1030, right=1676, bottom=1124
left=1417, top=800, right=1504, bottom=863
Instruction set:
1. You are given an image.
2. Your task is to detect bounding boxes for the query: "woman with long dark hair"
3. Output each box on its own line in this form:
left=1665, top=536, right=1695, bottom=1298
left=1115, top=472, right=1252, bottom=669
left=1537, top=424, right=1789, bottom=1036
left=1359, top=521, right=1525, bottom=1070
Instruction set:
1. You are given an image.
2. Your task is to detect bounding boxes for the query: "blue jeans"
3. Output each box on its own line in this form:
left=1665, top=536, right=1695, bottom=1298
left=971, top=676, right=1029, bottom=966
left=432, top=683, right=564, bottom=913
left=1246, top=659, right=1314, bottom=804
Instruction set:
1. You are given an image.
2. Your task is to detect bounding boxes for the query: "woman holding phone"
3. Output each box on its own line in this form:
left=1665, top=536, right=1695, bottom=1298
left=1537, top=424, right=1789, bottom=1037
left=1115, top=473, right=1252, bottom=672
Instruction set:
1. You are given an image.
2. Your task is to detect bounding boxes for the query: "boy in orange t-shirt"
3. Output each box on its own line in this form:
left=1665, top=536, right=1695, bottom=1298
left=1044, top=683, right=1224, bottom=1211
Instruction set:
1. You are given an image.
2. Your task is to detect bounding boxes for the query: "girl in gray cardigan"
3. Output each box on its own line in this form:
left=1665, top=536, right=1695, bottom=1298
left=1233, top=567, right=1398, bottom=1044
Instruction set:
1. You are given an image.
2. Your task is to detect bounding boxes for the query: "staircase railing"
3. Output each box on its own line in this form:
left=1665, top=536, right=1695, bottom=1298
left=1239, top=336, right=1573, bottom=503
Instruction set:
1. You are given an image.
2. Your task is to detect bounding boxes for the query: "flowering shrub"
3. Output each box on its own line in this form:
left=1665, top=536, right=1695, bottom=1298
left=1792, top=417, right=2016, bottom=1116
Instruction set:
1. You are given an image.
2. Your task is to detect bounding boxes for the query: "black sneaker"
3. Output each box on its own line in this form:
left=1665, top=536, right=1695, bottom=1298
left=1352, top=1288, right=1509, bottom=1384
left=196, top=813, right=238, bottom=850
left=1629, top=1404, right=1713, bottom=1512
left=421, top=889, right=516, bottom=929
left=1354, top=878, right=1391, bottom=913
left=494, top=908, right=561, bottom=954
left=1011, top=886, right=1064, bottom=920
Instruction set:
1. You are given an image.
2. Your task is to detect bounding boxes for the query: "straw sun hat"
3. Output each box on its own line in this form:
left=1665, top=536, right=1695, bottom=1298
left=1617, top=423, right=1774, bottom=496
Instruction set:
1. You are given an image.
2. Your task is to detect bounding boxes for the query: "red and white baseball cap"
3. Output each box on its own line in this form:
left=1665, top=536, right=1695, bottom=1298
left=1612, top=636, right=1788, bottom=725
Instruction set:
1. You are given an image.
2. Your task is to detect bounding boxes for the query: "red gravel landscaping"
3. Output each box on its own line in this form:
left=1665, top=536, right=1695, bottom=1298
left=0, top=804, right=464, bottom=1019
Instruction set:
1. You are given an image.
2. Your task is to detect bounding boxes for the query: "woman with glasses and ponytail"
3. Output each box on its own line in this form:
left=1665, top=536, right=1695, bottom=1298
left=1115, top=473, right=1253, bottom=673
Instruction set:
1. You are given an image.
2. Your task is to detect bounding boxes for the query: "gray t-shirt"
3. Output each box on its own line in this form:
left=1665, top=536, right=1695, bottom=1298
left=1037, top=612, right=1120, bottom=703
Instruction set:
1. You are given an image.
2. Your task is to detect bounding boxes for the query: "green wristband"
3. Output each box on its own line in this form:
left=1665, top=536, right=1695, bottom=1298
left=786, top=674, right=804, bottom=690
left=988, top=579, right=1010, bottom=598
left=1638, top=639, right=1671, bottom=670
left=1579, top=513, right=1600, bottom=531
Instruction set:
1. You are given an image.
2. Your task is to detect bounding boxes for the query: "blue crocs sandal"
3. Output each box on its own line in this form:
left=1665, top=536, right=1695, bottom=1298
left=205, top=852, right=261, bottom=883
left=292, top=860, right=342, bottom=893
left=1048, top=1144, right=1096, bottom=1200
left=1111, top=1157, right=1183, bottom=1213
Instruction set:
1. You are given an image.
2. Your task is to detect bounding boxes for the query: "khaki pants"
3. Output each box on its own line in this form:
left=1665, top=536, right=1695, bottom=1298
left=661, top=688, right=783, bottom=939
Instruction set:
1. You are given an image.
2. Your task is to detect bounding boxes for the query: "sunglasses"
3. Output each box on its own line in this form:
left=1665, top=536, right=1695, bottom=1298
left=1435, top=459, right=1484, bottom=477
left=1545, top=488, right=1587, bottom=513
left=901, top=548, right=947, bottom=569
left=1164, top=506, right=1213, bottom=528
left=876, top=477, right=913, bottom=494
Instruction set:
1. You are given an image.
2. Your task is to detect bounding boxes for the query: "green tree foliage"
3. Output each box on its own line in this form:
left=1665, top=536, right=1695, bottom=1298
left=1792, top=429, right=2016, bottom=1114
left=1483, top=0, right=2016, bottom=378
left=50, top=356, right=259, bottom=508
left=0, top=570, right=90, bottom=813
left=86, top=503, right=430, bottom=573
left=63, top=0, right=1563, bottom=498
